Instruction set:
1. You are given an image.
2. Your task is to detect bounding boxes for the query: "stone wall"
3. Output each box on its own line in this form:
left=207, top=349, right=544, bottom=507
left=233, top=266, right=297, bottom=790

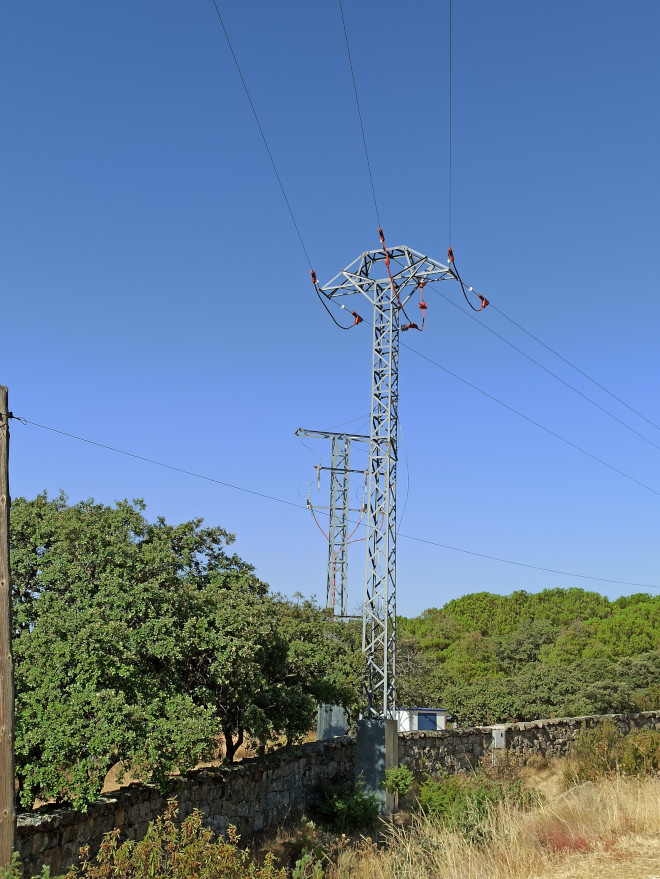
left=16, top=737, right=354, bottom=878
left=398, top=710, right=660, bottom=776
left=505, top=710, right=660, bottom=758
left=17, top=710, right=660, bottom=877
left=398, top=725, right=493, bottom=775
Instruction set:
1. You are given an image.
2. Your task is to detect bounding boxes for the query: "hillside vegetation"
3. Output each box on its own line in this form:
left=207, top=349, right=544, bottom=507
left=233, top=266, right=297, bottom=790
left=397, top=589, right=660, bottom=724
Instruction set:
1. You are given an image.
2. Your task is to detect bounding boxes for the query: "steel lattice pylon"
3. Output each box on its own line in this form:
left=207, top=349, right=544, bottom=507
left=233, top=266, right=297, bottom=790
left=320, top=245, right=455, bottom=717
left=295, top=428, right=368, bottom=616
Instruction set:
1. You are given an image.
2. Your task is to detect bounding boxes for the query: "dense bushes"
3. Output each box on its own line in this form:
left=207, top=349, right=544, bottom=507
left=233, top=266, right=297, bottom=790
left=417, top=772, right=537, bottom=841
left=564, top=721, right=660, bottom=786
left=311, top=778, right=380, bottom=833
left=398, top=589, right=660, bottom=724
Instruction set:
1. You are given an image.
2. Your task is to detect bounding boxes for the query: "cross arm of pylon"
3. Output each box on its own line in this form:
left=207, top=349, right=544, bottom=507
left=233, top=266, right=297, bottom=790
left=319, top=245, right=456, bottom=305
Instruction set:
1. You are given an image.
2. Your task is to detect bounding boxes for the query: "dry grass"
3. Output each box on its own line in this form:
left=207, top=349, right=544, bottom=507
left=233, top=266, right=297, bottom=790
left=330, top=775, right=660, bottom=879
left=101, top=730, right=319, bottom=795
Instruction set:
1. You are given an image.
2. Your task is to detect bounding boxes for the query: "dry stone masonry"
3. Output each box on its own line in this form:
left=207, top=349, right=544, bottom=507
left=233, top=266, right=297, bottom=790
left=17, top=737, right=354, bottom=878
left=398, top=710, right=660, bottom=775
left=17, top=711, right=660, bottom=877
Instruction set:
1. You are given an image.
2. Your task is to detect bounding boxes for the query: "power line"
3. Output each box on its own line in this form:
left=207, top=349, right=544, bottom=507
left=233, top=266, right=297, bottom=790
left=209, top=0, right=357, bottom=331
left=397, top=532, right=657, bottom=590
left=356, top=304, right=660, bottom=498
left=398, top=339, right=660, bottom=498
left=13, top=417, right=301, bottom=510
left=208, top=0, right=313, bottom=269
left=491, top=303, right=660, bottom=435
left=431, top=285, right=660, bottom=453
left=448, top=0, right=453, bottom=245
left=337, top=0, right=381, bottom=228
left=398, top=417, right=411, bottom=534
left=9, top=415, right=658, bottom=589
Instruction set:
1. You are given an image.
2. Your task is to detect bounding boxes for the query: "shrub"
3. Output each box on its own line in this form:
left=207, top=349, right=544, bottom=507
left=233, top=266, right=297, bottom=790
left=564, top=720, right=621, bottom=787
left=417, top=773, right=534, bottom=842
left=62, top=798, right=285, bottom=878
left=564, top=722, right=660, bottom=787
left=0, top=854, right=51, bottom=879
left=381, top=766, right=414, bottom=798
left=312, top=777, right=380, bottom=833
left=290, top=819, right=324, bottom=879
left=619, top=728, right=660, bottom=775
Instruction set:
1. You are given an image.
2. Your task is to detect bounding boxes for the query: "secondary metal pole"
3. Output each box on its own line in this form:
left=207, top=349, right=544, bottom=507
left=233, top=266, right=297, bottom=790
left=295, top=428, right=368, bottom=617
left=0, top=387, right=16, bottom=867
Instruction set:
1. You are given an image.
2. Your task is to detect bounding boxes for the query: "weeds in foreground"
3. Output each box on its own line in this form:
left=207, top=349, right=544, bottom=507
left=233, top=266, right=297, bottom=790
left=311, top=777, right=379, bottom=834
left=0, top=854, right=51, bottom=879
left=331, top=775, right=660, bottom=879
left=563, top=720, right=660, bottom=788
left=62, top=799, right=286, bottom=879
left=417, top=770, right=538, bottom=842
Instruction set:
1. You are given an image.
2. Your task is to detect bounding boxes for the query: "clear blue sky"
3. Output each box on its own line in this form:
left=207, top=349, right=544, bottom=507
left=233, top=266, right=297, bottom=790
left=2, top=1, right=659, bottom=616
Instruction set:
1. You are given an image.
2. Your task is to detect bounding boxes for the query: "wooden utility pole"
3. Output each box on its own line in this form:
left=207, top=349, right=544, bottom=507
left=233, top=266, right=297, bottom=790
left=0, top=387, right=15, bottom=867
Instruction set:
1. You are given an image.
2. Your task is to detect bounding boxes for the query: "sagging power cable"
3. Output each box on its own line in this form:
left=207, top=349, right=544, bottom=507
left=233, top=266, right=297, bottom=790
left=8, top=414, right=658, bottom=589
left=209, top=1, right=356, bottom=331
left=447, top=247, right=489, bottom=311
left=338, top=0, right=381, bottom=229
left=310, top=269, right=363, bottom=331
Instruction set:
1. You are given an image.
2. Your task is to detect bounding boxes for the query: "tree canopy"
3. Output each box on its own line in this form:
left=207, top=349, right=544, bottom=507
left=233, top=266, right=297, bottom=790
left=398, top=589, right=660, bottom=725
left=11, top=493, right=359, bottom=809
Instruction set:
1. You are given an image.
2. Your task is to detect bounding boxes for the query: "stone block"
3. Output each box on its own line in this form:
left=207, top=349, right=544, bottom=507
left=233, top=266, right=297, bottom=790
left=41, top=847, right=62, bottom=874
left=30, top=832, right=48, bottom=856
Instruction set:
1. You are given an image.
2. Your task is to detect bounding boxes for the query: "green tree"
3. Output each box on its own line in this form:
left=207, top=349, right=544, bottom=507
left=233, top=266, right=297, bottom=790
left=11, top=494, right=358, bottom=808
left=442, top=631, right=500, bottom=683
left=495, top=618, right=560, bottom=673
left=395, top=630, right=446, bottom=708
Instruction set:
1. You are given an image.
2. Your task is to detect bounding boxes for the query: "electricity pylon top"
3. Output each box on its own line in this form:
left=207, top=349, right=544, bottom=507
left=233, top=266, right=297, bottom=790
left=320, top=245, right=454, bottom=304
left=318, top=240, right=458, bottom=719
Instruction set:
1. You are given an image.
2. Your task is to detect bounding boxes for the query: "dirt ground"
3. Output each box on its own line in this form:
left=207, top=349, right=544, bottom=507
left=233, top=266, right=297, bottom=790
left=101, top=731, right=318, bottom=793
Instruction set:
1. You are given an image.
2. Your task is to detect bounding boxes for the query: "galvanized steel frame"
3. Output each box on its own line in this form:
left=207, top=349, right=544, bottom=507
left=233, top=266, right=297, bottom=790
left=295, top=428, right=368, bottom=617
left=320, top=245, right=454, bottom=717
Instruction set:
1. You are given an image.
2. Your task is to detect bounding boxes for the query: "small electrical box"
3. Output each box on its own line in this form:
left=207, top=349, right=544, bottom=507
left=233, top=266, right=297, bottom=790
left=492, top=727, right=506, bottom=749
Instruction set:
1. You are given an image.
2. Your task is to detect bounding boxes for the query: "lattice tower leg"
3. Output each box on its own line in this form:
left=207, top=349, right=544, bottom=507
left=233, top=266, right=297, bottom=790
left=362, top=283, right=398, bottom=718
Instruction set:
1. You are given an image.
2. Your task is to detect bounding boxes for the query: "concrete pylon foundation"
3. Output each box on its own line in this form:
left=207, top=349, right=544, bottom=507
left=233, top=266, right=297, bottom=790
left=355, top=717, right=398, bottom=813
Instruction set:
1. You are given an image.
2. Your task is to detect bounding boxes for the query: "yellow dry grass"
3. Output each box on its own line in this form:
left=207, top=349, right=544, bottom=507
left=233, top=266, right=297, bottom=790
left=330, top=776, right=660, bottom=879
